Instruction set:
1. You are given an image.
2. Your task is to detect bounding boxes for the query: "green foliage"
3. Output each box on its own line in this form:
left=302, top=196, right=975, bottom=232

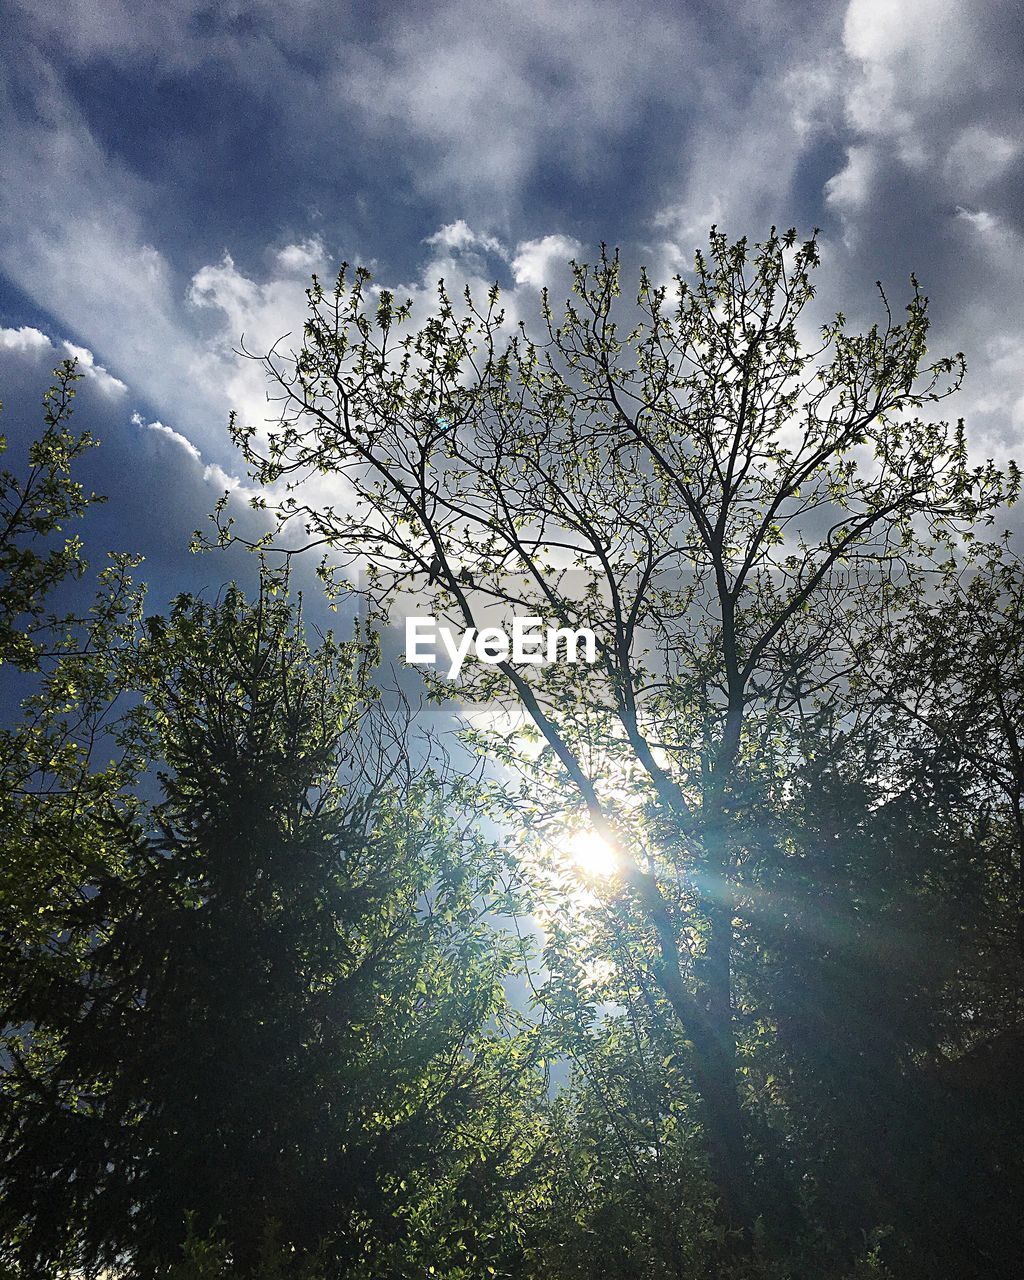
left=3, top=238, right=1024, bottom=1280
left=0, top=363, right=145, bottom=1070
left=215, top=225, right=1022, bottom=1274
left=0, top=360, right=106, bottom=671
left=1, top=570, right=541, bottom=1278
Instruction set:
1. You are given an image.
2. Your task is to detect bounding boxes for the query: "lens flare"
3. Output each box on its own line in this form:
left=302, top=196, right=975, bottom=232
left=565, top=830, right=618, bottom=877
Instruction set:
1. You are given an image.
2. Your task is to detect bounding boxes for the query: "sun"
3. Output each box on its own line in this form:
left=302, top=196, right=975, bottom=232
left=564, top=830, right=619, bottom=878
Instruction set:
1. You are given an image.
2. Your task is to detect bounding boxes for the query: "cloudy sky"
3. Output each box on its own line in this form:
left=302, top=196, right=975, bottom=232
left=1, top=0, right=1022, bottom=615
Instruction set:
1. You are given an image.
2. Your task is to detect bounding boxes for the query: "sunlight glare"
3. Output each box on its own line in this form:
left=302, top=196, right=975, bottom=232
left=565, top=830, right=619, bottom=877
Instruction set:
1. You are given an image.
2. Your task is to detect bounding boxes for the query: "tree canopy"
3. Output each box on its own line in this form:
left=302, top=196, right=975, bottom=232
left=3, top=231, right=1024, bottom=1279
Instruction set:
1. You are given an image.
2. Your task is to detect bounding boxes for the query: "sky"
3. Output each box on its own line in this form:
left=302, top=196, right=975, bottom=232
left=1, top=0, right=1023, bottom=621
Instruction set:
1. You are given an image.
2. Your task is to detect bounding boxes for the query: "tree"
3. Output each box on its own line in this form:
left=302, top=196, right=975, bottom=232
left=822, top=541, right=1024, bottom=1276
left=0, top=359, right=106, bottom=671
left=0, top=359, right=143, bottom=1048
left=1, top=571, right=538, bottom=1278
left=876, top=541, right=1024, bottom=1003
left=221, top=227, right=1018, bottom=1244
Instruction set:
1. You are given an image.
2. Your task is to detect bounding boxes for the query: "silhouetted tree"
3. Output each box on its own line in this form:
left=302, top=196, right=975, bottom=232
left=222, top=227, right=1018, bottom=1252
left=1, top=573, right=530, bottom=1277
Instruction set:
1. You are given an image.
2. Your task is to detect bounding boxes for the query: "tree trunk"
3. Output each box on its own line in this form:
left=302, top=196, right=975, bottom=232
left=691, top=1027, right=755, bottom=1234
left=693, top=900, right=757, bottom=1236
left=692, top=775, right=757, bottom=1236
left=646, top=884, right=756, bottom=1236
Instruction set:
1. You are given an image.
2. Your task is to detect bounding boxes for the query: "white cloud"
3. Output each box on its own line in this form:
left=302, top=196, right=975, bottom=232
left=61, top=341, right=128, bottom=396
left=4, top=0, right=1021, bottom=485
left=131, top=410, right=202, bottom=462
left=186, top=251, right=325, bottom=445
left=130, top=408, right=259, bottom=499
left=0, top=65, right=227, bottom=445
left=425, top=221, right=504, bottom=256
left=3, top=0, right=321, bottom=83
left=953, top=206, right=1024, bottom=272
left=275, top=238, right=327, bottom=274
left=782, top=54, right=845, bottom=143
left=815, top=0, right=1024, bottom=460
left=201, top=461, right=261, bottom=501
left=177, top=220, right=590, bottom=524
left=189, top=255, right=264, bottom=338
left=824, top=145, right=877, bottom=216
left=0, top=325, right=54, bottom=353
left=955, top=207, right=1000, bottom=237
left=510, top=235, right=581, bottom=289
left=840, top=0, right=982, bottom=162
left=943, top=127, right=1019, bottom=196
left=833, top=0, right=1017, bottom=201
left=0, top=325, right=125, bottom=395
left=648, top=27, right=846, bottom=277
left=331, top=0, right=698, bottom=206
left=842, top=0, right=972, bottom=102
